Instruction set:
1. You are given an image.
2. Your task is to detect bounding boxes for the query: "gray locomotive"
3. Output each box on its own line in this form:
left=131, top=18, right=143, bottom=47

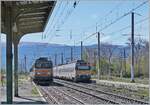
left=53, top=60, right=91, bottom=82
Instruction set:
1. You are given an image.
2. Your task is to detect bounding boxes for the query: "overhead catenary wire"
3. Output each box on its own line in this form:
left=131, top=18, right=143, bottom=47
left=81, top=0, right=124, bottom=32
left=48, top=2, right=72, bottom=41
left=48, top=0, right=80, bottom=42
left=98, top=0, right=148, bottom=31
left=45, top=0, right=80, bottom=41
left=48, top=1, right=69, bottom=33
left=43, top=1, right=63, bottom=38
left=43, top=0, right=148, bottom=54
left=105, top=17, right=149, bottom=36
left=75, top=0, right=148, bottom=45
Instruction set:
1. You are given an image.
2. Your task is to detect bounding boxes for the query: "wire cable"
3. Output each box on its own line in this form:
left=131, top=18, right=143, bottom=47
left=75, top=0, right=148, bottom=45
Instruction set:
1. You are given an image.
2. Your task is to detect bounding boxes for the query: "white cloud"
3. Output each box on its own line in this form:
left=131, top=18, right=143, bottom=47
left=101, top=35, right=111, bottom=42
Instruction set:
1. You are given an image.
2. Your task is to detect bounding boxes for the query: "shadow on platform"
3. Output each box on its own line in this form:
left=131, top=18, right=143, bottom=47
left=1, top=96, right=47, bottom=104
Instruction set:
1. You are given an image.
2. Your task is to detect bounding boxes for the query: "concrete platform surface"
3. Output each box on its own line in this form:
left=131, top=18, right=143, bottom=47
left=1, top=80, right=47, bottom=104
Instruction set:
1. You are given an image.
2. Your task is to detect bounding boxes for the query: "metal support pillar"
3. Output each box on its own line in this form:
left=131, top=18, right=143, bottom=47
left=55, top=54, right=57, bottom=66
left=124, top=48, right=126, bottom=76
left=131, top=12, right=135, bottom=82
left=14, top=43, right=18, bottom=97
left=71, top=47, right=73, bottom=62
left=61, top=53, right=63, bottom=64
left=97, top=32, right=100, bottom=80
left=5, top=5, right=13, bottom=104
left=24, top=55, right=27, bottom=73
left=81, top=41, right=83, bottom=60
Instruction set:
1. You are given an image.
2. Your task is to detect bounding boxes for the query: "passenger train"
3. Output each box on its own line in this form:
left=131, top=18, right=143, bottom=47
left=53, top=60, right=91, bottom=82
left=30, top=57, right=53, bottom=84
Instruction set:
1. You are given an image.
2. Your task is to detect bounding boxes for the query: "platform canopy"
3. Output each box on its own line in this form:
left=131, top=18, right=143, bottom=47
left=1, top=1, right=56, bottom=103
left=1, top=1, right=56, bottom=42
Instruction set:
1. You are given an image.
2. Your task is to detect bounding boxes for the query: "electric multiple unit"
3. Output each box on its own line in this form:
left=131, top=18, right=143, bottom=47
left=53, top=60, right=91, bottom=82
left=30, top=57, right=53, bottom=84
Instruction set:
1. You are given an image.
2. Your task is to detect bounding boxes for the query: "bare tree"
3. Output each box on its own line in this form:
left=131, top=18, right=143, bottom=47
left=107, top=44, right=115, bottom=79
left=119, top=49, right=123, bottom=78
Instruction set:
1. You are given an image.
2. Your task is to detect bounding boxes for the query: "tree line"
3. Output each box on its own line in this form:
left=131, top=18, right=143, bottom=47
left=83, top=38, right=149, bottom=79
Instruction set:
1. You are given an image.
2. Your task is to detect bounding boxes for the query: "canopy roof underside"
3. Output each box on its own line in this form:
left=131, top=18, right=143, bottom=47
left=1, top=1, right=56, bottom=40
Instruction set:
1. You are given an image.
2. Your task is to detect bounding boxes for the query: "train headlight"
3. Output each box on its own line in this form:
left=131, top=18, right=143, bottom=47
left=47, top=72, right=51, bottom=75
left=36, top=72, right=41, bottom=75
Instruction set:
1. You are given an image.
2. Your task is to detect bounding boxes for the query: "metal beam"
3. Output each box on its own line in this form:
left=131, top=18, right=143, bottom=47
left=18, top=15, right=47, bottom=20
left=14, top=2, right=53, bottom=9
left=18, top=18, right=46, bottom=23
left=20, top=12, right=47, bottom=17
left=19, top=24, right=43, bottom=29
left=20, top=28, right=43, bottom=34
left=19, top=20, right=44, bottom=24
left=19, top=21, right=44, bottom=26
left=19, top=8, right=49, bottom=16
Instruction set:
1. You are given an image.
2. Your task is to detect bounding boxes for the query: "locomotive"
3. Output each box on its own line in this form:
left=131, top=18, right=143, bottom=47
left=53, top=60, right=91, bottom=82
left=30, top=57, right=53, bottom=84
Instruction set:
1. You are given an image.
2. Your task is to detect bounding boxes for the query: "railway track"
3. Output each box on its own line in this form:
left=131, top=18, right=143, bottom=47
left=37, top=84, right=85, bottom=104
left=54, top=79, right=149, bottom=104
left=80, top=82, right=149, bottom=102
left=38, top=86, right=59, bottom=104
left=36, top=83, right=119, bottom=104
left=56, top=86, right=118, bottom=104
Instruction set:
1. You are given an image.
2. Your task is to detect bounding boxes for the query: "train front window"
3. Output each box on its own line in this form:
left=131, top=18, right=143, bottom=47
left=77, top=66, right=90, bottom=70
left=35, top=62, right=52, bottom=68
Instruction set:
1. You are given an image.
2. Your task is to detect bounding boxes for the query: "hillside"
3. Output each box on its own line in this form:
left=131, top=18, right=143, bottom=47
left=1, top=42, right=129, bottom=71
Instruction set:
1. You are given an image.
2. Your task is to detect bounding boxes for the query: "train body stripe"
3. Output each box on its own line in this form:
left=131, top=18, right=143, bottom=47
left=35, top=74, right=50, bottom=76
left=33, top=69, right=51, bottom=72
left=76, top=70, right=91, bottom=75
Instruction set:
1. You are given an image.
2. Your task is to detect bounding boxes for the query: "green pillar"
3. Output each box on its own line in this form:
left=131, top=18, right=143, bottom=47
left=5, top=4, right=13, bottom=104
left=14, top=43, right=19, bottom=97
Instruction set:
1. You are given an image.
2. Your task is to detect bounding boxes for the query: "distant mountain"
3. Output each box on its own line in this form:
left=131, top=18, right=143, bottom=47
left=1, top=42, right=129, bottom=71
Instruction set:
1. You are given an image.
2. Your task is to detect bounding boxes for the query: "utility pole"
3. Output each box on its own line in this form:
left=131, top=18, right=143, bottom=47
left=55, top=53, right=57, bottom=66
left=94, top=50, right=96, bottom=65
left=24, top=55, right=27, bottom=73
left=81, top=41, right=83, bottom=60
left=123, top=48, right=126, bottom=76
left=120, top=50, right=123, bottom=78
left=131, top=12, right=135, bottom=82
left=97, top=32, right=100, bottom=80
left=20, top=60, right=23, bottom=73
left=71, top=47, right=73, bottom=62
left=22, top=60, right=24, bottom=73
left=61, top=53, right=63, bottom=64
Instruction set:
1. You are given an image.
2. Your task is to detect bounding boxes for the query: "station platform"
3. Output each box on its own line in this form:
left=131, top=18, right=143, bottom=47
left=1, top=80, right=47, bottom=104
left=93, top=79, right=149, bottom=91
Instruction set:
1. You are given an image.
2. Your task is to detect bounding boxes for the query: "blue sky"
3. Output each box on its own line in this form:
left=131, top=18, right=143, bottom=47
left=1, top=0, right=149, bottom=45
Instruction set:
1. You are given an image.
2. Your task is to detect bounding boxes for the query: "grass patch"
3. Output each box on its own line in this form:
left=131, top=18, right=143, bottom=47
left=136, top=89, right=149, bottom=97
left=92, top=76, right=149, bottom=84
left=19, top=74, right=29, bottom=80
left=31, top=86, right=39, bottom=96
